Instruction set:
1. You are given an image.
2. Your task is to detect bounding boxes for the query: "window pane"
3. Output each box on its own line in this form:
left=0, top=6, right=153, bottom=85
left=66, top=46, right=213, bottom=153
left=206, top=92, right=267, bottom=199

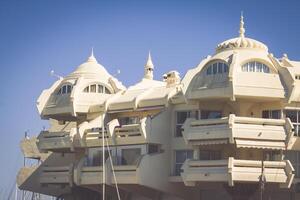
left=207, top=66, right=212, bottom=75
left=262, top=110, right=269, bottom=118
left=67, top=85, right=72, bottom=93
left=176, top=125, right=183, bottom=137
left=177, top=112, right=188, bottom=124
left=62, top=85, right=66, bottom=94
left=256, top=62, right=262, bottom=72
left=263, top=64, right=270, bottom=73
left=242, top=63, right=248, bottom=72
left=249, top=62, right=255, bottom=72
left=271, top=110, right=281, bottom=119
left=175, top=164, right=182, bottom=176
left=200, top=151, right=210, bottom=160
left=90, top=84, right=96, bottom=93
left=213, top=63, right=218, bottom=74
left=121, top=148, right=141, bottom=165
left=98, top=85, right=103, bottom=93
left=175, top=151, right=186, bottom=163
left=201, top=110, right=222, bottom=119
left=286, top=110, right=297, bottom=122
left=218, top=63, right=223, bottom=73
left=224, top=64, right=229, bottom=73
left=105, top=87, right=110, bottom=94
left=57, top=88, right=61, bottom=95
left=84, top=86, right=89, bottom=93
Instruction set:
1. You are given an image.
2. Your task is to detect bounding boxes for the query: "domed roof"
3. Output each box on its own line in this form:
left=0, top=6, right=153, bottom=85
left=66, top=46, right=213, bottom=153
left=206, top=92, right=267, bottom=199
left=69, top=50, right=111, bottom=80
left=216, top=14, right=268, bottom=53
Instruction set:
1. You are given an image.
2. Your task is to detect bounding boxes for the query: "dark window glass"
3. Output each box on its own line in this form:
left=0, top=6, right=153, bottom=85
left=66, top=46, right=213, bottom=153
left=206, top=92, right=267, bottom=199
left=286, top=110, right=297, bottom=122
left=175, top=150, right=193, bottom=175
left=201, top=110, right=222, bottom=119
left=200, top=150, right=221, bottom=160
left=218, top=63, right=223, bottom=73
left=121, top=148, right=141, bottom=165
left=98, top=85, right=103, bottom=93
left=224, top=64, right=229, bottom=73
left=212, top=63, right=218, bottom=74
left=90, top=84, right=96, bottom=93
left=207, top=66, right=212, bottom=75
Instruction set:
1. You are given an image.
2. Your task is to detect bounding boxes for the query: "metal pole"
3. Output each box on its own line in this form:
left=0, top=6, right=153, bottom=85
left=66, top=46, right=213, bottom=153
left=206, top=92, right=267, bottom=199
left=15, top=183, right=18, bottom=200
left=102, top=114, right=105, bottom=200
left=22, top=131, right=28, bottom=200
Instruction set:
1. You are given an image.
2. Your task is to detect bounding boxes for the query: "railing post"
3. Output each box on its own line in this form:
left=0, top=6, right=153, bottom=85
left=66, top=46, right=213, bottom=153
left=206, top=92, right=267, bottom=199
left=228, top=157, right=234, bottom=187
left=228, top=114, right=235, bottom=143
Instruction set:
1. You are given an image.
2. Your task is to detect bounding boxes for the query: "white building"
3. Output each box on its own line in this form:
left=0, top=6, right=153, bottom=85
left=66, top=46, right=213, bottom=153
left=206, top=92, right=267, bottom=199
left=17, top=15, right=300, bottom=200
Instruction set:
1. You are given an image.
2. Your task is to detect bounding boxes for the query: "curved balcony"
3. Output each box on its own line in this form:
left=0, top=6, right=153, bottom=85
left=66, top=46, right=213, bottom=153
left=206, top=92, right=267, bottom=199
left=40, top=165, right=73, bottom=185
left=37, top=129, right=77, bottom=152
left=181, top=158, right=294, bottom=188
left=82, top=116, right=163, bottom=147
left=182, top=114, right=294, bottom=149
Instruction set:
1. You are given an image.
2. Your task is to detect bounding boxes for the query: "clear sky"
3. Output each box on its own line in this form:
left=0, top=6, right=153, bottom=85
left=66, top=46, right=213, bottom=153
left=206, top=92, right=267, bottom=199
left=1, top=0, right=300, bottom=197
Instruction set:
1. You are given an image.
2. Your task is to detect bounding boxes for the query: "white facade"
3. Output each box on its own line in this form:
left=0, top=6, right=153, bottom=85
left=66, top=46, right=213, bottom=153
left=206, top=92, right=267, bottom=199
left=17, top=16, right=300, bottom=200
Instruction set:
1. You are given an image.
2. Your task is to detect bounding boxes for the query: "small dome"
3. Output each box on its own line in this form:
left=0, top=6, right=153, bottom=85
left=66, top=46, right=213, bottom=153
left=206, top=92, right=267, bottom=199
left=216, top=14, right=268, bottom=53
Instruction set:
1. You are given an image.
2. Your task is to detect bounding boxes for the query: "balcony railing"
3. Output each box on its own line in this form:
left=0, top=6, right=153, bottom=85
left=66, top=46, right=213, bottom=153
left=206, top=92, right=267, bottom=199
left=181, top=157, right=294, bottom=188
left=182, top=114, right=294, bottom=149
left=37, top=129, right=76, bottom=152
left=40, top=165, right=73, bottom=185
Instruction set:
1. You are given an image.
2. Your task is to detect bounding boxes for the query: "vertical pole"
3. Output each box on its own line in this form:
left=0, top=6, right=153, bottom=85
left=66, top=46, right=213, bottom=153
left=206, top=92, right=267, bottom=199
left=15, top=183, right=18, bottom=200
left=102, top=114, right=105, bottom=200
left=22, top=131, right=27, bottom=200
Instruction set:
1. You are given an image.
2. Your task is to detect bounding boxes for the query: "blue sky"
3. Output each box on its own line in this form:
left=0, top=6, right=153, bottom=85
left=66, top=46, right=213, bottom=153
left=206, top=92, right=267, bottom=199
left=1, top=0, right=300, bottom=196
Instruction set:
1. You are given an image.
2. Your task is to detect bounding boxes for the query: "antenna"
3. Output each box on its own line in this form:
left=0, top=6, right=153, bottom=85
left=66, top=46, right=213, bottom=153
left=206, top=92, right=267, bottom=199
left=50, top=69, right=63, bottom=79
left=114, top=69, right=121, bottom=77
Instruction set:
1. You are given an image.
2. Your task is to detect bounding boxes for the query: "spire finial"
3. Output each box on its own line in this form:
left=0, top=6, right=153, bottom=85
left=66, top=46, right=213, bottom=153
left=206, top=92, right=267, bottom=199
left=145, top=51, right=154, bottom=69
left=87, top=47, right=97, bottom=63
left=144, top=51, right=154, bottom=79
left=239, top=11, right=245, bottom=38
left=91, top=47, right=94, bottom=57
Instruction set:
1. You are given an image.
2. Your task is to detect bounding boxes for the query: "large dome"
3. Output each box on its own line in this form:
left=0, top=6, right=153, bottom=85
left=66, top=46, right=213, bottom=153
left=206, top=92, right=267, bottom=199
left=71, top=53, right=110, bottom=78
left=215, top=15, right=268, bottom=53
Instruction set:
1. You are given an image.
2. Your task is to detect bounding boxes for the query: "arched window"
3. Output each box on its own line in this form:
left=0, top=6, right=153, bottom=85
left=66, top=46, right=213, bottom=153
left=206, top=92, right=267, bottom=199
left=83, top=84, right=111, bottom=94
left=242, top=61, right=270, bottom=73
left=206, top=62, right=229, bottom=75
left=57, top=84, right=72, bottom=95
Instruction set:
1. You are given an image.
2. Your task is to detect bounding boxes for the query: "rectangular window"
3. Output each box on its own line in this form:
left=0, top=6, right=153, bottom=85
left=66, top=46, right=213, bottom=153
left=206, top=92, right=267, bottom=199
left=262, top=110, right=281, bottom=119
left=218, top=63, right=223, bottom=73
left=265, top=151, right=281, bottom=161
left=90, top=84, right=97, bottom=93
left=200, top=110, right=222, bottom=119
left=285, top=110, right=300, bottom=136
left=249, top=62, right=255, bottom=72
left=87, top=149, right=110, bottom=166
left=121, top=148, right=141, bottom=165
left=175, top=110, right=199, bottom=137
left=256, top=62, right=262, bottom=72
left=199, top=150, right=221, bottom=160
left=207, top=66, right=212, bottom=75
left=242, top=63, right=248, bottom=72
left=118, top=116, right=139, bottom=126
left=212, top=63, right=218, bottom=74
left=174, top=150, right=193, bottom=176
left=98, top=85, right=104, bottom=93
left=223, top=64, right=229, bottom=73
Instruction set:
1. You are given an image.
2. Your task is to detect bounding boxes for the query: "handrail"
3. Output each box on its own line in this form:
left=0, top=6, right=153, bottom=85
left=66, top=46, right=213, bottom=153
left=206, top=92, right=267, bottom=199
left=187, top=114, right=287, bottom=127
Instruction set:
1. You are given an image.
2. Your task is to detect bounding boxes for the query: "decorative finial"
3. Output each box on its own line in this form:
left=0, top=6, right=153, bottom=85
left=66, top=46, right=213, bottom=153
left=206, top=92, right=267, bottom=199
left=145, top=51, right=154, bottom=68
left=239, top=11, right=245, bottom=38
left=87, top=47, right=97, bottom=63
left=144, top=51, right=154, bottom=79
